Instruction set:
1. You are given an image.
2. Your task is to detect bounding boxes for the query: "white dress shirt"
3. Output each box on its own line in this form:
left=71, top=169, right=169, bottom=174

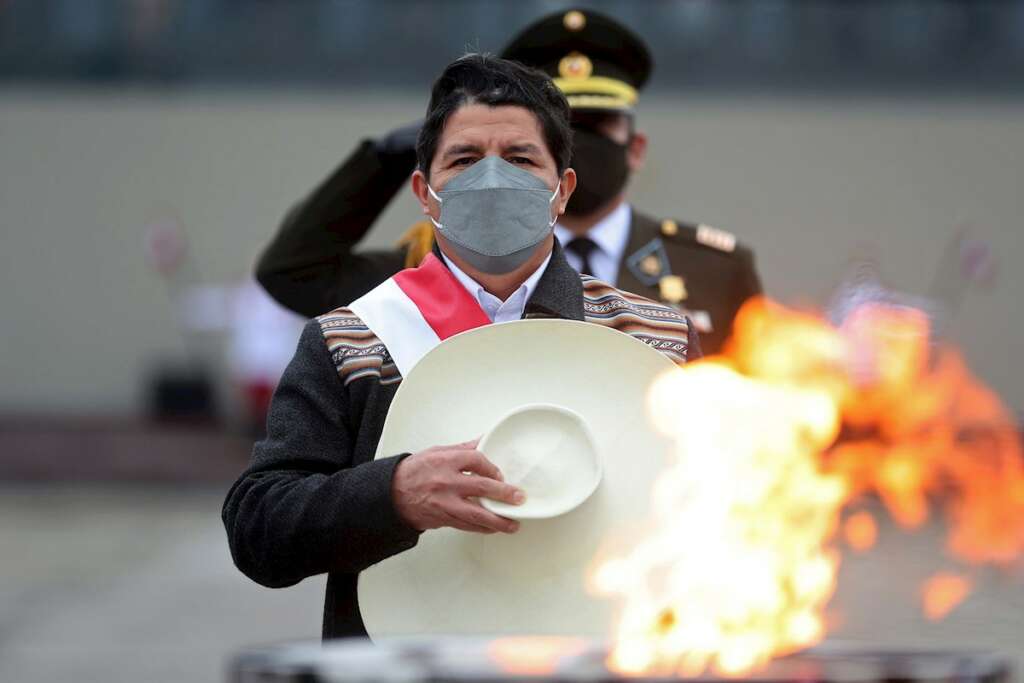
left=554, top=202, right=632, bottom=286
left=440, top=251, right=553, bottom=323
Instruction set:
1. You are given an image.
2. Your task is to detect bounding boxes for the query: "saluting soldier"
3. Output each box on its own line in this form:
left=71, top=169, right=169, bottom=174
left=255, top=8, right=761, bottom=354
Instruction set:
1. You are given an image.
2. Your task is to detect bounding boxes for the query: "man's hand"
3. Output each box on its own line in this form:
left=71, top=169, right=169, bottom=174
left=375, top=119, right=421, bottom=161
left=392, top=439, right=524, bottom=534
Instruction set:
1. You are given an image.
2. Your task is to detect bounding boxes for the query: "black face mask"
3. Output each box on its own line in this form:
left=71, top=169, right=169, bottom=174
left=565, top=127, right=631, bottom=217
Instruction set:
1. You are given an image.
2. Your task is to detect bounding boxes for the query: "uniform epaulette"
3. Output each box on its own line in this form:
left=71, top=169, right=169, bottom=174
left=396, top=220, right=435, bottom=268
left=659, top=218, right=752, bottom=258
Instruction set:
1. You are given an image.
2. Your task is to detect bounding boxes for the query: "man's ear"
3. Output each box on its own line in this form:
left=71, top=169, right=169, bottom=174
left=627, top=130, right=648, bottom=173
left=410, top=169, right=434, bottom=216
left=554, top=167, right=578, bottom=216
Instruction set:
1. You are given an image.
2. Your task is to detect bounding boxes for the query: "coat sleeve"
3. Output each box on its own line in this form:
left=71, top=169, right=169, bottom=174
left=255, top=139, right=413, bottom=317
left=222, top=321, right=420, bottom=588
left=684, top=316, right=704, bottom=361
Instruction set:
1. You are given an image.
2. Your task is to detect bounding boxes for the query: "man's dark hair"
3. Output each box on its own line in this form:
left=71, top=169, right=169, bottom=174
left=416, top=53, right=573, bottom=179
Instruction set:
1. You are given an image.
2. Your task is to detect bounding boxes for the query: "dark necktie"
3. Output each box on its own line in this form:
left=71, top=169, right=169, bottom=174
left=564, top=236, right=599, bottom=277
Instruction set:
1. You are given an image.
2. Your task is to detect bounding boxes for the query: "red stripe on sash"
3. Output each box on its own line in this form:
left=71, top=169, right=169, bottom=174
left=392, top=253, right=491, bottom=340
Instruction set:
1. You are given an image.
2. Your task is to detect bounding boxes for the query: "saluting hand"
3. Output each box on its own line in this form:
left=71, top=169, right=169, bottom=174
left=391, top=439, right=524, bottom=534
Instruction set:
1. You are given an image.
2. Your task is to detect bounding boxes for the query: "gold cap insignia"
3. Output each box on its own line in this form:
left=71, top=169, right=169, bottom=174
left=696, top=223, right=737, bottom=253
left=563, top=10, right=586, bottom=32
left=660, top=219, right=679, bottom=237
left=659, top=275, right=687, bottom=304
left=640, top=254, right=661, bottom=277
left=558, top=52, right=593, bottom=81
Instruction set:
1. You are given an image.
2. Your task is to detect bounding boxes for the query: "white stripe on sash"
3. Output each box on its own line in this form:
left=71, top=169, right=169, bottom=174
left=349, top=279, right=441, bottom=378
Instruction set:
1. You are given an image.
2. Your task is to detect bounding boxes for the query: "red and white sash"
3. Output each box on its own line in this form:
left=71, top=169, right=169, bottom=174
left=348, top=253, right=490, bottom=377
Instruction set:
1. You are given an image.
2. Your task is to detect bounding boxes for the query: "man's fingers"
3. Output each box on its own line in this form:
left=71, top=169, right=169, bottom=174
left=439, top=511, right=496, bottom=535
left=449, top=500, right=520, bottom=534
left=444, top=437, right=480, bottom=451
left=454, top=450, right=503, bottom=481
left=453, top=475, right=525, bottom=506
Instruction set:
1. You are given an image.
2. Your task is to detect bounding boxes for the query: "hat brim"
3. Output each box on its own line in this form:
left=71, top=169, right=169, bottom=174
left=566, top=94, right=634, bottom=112
left=358, top=319, right=681, bottom=637
left=556, top=76, right=639, bottom=112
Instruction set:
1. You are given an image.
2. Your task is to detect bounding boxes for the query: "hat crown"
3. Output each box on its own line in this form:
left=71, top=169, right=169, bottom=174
left=500, top=8, right=653, bottom=111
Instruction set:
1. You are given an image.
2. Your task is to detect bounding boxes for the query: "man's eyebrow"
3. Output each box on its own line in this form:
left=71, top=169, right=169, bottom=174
left=442, top=143, right=484, bottom=158
left=504, top=143, right=543, bottom=155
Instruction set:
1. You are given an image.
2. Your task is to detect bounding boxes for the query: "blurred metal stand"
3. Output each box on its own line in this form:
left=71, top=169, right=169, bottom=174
left=228, top=638, right=1014, bottom=683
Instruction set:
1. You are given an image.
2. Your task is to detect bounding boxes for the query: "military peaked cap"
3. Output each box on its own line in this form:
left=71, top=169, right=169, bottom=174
left=500, top=8, right=653, bottom=112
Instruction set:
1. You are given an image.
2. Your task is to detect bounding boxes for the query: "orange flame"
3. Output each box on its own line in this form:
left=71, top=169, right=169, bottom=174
left=592, top=297, right=1024, bottom=677
left=921, top=573, right=973, bottom=620
left=842, top=511, right=878, bottom=552
left=487, top=636, right=589, bottom=675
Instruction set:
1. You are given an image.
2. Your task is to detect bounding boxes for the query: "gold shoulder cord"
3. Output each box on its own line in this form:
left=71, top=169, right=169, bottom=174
left=397, top=220, right=436, bottom=268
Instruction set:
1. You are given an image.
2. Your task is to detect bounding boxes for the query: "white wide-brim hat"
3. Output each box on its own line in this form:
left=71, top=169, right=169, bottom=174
left=358, top=319, right=680, bottom=638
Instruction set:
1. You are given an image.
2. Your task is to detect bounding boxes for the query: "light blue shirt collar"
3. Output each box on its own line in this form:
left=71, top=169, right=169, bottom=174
left=440, top=249, right=553, bottom=323
left=553, top=202, right=632, bottom=285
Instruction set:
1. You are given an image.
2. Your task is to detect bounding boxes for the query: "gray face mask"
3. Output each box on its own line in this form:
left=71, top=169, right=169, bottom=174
left=428, top=156, right=560, bottom=275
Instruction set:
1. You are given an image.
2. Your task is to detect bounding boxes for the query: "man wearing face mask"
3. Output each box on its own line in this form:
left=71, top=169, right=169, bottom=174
left=223, top=54, right=697, bottom=640
left=254, top=9, right=760, bottom=354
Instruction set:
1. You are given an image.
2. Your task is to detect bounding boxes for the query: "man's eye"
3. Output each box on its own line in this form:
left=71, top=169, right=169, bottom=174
left=508, top=156, right=533, bottom=165
left=452, top=157, right=475, bottom=166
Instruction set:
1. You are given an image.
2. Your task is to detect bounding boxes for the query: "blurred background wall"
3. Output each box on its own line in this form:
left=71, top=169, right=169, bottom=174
left=3, top=0, right=1024, bottom=423
left=3, top=96, right=1023, bottom=416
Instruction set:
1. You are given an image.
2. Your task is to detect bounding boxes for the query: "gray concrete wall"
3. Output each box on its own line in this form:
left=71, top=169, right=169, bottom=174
left=1, top=89, right=1022, bottom=414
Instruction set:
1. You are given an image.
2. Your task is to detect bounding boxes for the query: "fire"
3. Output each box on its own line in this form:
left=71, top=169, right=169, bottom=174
left=842, top=511, right=877, bottom=552
left=921, top=573, right=973, bottom=621
left=488, top=636, right=588, bottom=675
left=592, top=297, right=1024, bottom=677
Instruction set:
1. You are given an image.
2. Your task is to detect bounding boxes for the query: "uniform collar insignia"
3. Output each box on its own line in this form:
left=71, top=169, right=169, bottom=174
left=625, top=237, right=671, bottom=287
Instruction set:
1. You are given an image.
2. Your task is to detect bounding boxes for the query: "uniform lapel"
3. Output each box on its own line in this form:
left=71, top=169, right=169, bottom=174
left=615, top=208, right=660, bottom=300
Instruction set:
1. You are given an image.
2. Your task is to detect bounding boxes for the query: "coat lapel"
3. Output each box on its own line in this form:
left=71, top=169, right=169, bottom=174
left=524, top=240, right=585, bottom=321
left=615, top=208, right=661, bottom=300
